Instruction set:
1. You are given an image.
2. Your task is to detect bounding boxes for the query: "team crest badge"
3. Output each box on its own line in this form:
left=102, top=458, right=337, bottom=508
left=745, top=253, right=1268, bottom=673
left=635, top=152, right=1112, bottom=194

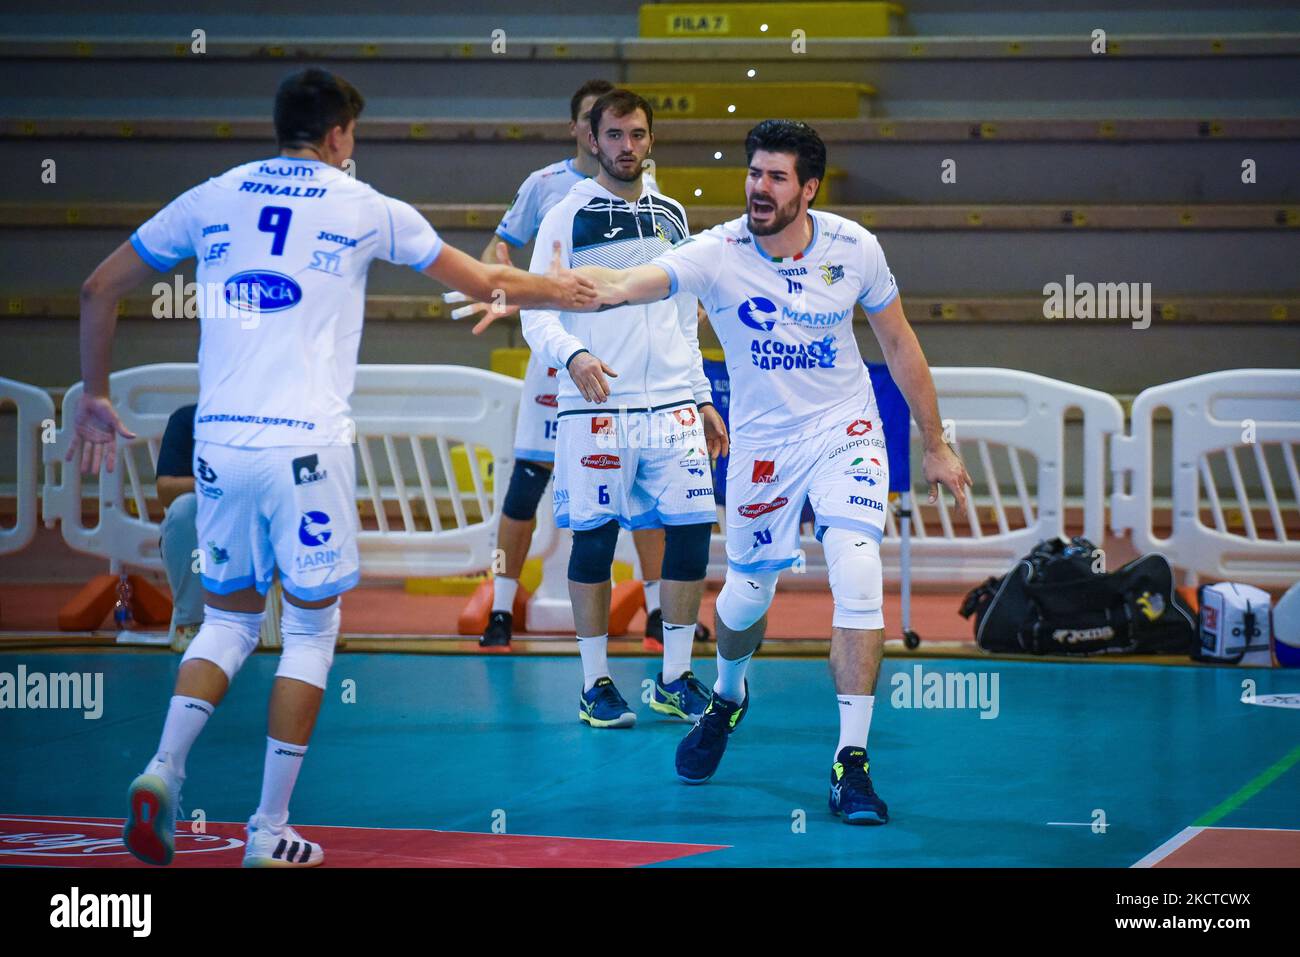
left=821, top=263, right=845, bottom=285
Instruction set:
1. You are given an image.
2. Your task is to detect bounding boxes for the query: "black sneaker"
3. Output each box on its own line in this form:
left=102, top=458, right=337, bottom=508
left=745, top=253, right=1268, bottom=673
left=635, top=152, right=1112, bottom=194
left=829, top=746, right=889, bottom=825
left=675, top=688, right=746, bottom=784
left=480, top=611, right=512, bottom=648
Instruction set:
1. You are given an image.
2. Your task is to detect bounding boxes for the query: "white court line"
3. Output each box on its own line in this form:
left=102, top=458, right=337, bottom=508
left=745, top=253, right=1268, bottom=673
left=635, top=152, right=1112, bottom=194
left=1132, top=826, right=1204, bottom=867
left=1046, top=822, right=1096, bottom=827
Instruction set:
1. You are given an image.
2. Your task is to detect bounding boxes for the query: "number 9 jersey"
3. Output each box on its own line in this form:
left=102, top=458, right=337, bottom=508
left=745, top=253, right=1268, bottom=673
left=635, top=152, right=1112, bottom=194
left=130, top=156, right=443, bottom=448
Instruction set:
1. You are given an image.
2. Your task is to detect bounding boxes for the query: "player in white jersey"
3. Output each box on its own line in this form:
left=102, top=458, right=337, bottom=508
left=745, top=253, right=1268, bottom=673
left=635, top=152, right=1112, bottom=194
left=67, top=68, right=595, bottom=866
left=462, top=80, right=702, bottom=653
left=520, top=90, right=728, bottom=729
left=574, top=120, right=971, bottom=821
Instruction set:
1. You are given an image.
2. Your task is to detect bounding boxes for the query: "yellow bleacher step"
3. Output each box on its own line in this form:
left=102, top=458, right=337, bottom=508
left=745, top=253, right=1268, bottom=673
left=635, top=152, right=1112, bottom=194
left=656, top=166, right=844, bottom=206
left=640, top=2, right=904, bottom=38
left=634, top=82, right=873, bottom=119
left=490, top=347, right=531, bottom=380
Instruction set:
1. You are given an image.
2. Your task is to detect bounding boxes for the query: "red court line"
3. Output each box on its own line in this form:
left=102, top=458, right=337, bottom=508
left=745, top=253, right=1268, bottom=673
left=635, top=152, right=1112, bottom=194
left=1135, top=827, right=1300, bottom=868
left=0, top=815, right=726, bottom=868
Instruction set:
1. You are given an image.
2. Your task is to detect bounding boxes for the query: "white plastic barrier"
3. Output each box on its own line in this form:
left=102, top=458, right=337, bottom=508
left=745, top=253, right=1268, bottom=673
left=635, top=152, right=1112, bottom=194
left=701, top=368, right=1124, bottom=584
left=0, top=377, right=56, bottom=557
left=1111, top=369, right=1300, bottom=587
left=43, top=363, right=521, bottom=577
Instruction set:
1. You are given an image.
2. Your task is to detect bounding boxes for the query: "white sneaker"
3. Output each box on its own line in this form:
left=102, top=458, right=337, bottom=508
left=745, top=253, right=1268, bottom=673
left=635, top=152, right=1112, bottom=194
left=123, top=755, right=183, bottom=866
left=242, top=814, right=325, bottom=868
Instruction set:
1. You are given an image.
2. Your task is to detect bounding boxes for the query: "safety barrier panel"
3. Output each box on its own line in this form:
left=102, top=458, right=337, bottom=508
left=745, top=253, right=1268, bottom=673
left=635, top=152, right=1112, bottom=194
left=42, top=363, right=520, bottom=577
left=16, top=364, right=1295, bottom=620
left=1111, top=369, right=1300, bottom=587
left=0, top=377, right=56, bottom=556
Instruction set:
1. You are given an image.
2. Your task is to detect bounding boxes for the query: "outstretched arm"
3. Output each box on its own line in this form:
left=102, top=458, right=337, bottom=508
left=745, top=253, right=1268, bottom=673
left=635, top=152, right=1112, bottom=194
left=574, top=263, right=672, bottom=309
left=865, top=295, right=972, bottom=511
left=423, top=241, right=595, bottom=311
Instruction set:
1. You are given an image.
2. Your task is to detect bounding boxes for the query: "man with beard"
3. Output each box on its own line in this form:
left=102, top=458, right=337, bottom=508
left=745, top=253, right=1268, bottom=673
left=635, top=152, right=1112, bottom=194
left=521, top=89, right=729, bottom=729
left=572, top=120, right=972, bottom=823
left=458, top=79, right=698, bottom=653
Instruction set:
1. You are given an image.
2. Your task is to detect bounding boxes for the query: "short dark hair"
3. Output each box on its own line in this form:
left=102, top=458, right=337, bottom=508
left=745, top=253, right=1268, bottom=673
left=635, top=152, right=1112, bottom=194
left=589, top=89, right=654, bottom=138
left=570, top=79, right=615, bottom=122
left=744, top=119, right=827, bottom=190
left=274, top=68, right=365, bottom=148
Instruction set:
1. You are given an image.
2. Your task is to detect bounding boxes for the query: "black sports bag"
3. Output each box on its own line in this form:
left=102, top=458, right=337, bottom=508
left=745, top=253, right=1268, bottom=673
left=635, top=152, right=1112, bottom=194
left=959, top=537, right=1197, bottom=656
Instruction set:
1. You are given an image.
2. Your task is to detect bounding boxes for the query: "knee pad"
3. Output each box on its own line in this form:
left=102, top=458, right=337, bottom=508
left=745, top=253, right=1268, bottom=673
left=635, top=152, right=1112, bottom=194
left=662, top=522, right=712, bottom=581
left=501, top=460, right=552, bottom=521
left=182, top=605, right=263, bottom=681
left=275, top=600, right=340, bottom=690
left=568, top=519, right=620, bottom=584
left=822, top=527, right=884, bottom=630
left=715, top=567, right=780, bottom=632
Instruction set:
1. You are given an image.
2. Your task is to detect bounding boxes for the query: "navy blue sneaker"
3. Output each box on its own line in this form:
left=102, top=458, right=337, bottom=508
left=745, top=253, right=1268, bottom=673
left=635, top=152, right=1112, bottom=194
left=579, top=677, right=636, bottom=729
left=651, top=670, right=712, bottom=721
left=829, top=746, right=889, bottom=825
left=675, top=687, right=746, bottom=784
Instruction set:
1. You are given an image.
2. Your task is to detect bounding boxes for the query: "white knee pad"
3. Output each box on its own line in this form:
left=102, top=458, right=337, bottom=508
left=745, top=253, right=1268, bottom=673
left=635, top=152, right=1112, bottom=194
left=823, top=527, right=884, bottom=631
left=275, top=601, right=340, bottom=690
left=182, top=605, right=263, bottom=681
left=715, top=568, right=780, bottom=632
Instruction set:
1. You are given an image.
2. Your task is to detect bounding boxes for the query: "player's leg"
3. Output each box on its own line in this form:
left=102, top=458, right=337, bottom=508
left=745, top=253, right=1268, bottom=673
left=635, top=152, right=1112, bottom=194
left=636, top=526, right=711, bottom=649
left=632, top=406, right=718, bottom=719
left=811, top=411, right=890, bottom=824
left=159, top=491, right=203, bottom=651
left=484, top=458, right=551, bottom=647
left=240, top=444, right=360, bottom=867
left=632, top=526, right=666, bottom=646
left=651, top=521, right=715, bottom=721
left=560, top=412, right=636, bottom=728
left=124, top=443, right=267, bottom=865
left=677, top=440, right=807, bottom=783
left=486, top=356, right=560, bottom=646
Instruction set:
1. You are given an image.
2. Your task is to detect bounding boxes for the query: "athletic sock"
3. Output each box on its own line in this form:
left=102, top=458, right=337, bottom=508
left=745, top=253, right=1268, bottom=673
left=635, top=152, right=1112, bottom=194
left=662, top=622, right=694, bottom=683
left=713, top=650, right=753, bottom=704
left=835, top=694, right=875, bottom=760
left=578, top=634, right=610, bottom=692
left=643, top=580, right=661, bottom=614
left=255, top=737, right=308, bottom=830
left=154, top=695, right=213, bottom=777
left=492, top=576, right=519, bottom=614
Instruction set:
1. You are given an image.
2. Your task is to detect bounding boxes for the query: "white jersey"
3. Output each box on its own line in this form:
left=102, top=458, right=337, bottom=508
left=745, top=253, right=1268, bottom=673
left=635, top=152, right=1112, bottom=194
left=521, top=177, right=712, bottom=415
left=650, top=208, right=898, bottom=447
left=495, top=158, right=587, bottom=248
left=131, top=156, right=442, bottom=447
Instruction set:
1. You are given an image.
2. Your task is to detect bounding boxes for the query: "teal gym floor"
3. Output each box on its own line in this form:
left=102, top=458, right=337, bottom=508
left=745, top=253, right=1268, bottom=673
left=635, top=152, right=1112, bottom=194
left=2, top=652, right=1298, bottom=867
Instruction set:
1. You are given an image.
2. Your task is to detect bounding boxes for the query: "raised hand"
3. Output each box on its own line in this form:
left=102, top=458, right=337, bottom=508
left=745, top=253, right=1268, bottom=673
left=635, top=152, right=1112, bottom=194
left=548, top=241, right=598, bottom=310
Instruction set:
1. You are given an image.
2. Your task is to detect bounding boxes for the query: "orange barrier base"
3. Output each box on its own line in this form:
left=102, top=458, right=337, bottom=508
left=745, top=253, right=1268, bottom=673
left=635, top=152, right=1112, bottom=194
left=608, top=580, right=646, bottom=638
left=57, top=574, right=173, bottom=631
left=457, top=580, right=531, bottom=636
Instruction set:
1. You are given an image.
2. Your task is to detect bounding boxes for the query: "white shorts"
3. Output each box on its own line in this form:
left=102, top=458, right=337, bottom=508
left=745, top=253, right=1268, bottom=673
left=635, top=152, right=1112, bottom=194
left=553, top=403, right=717, bottom=531
left=726, top=404, right=888, bottom=573
left=193, top=441, right=360, bottom=601
left=513, top=353, right=560, bottom=464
